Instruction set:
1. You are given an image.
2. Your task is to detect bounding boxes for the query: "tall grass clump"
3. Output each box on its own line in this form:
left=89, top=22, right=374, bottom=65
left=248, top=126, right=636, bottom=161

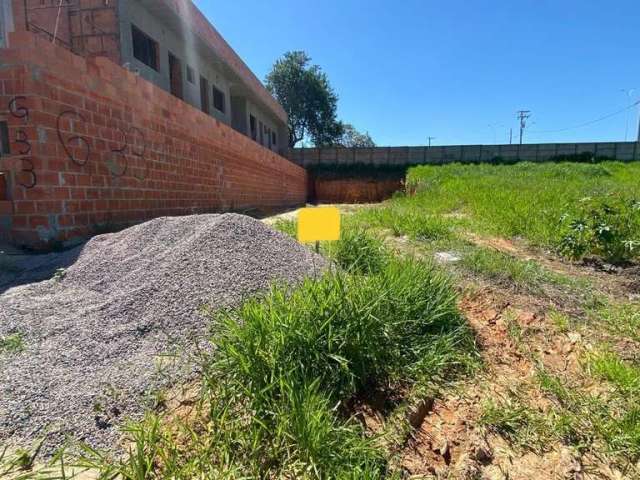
left=200, top=258, right=475, bottom=477
left=328, top=228, right=388, bottom=274
left=212, top=258, right=474, bottom=398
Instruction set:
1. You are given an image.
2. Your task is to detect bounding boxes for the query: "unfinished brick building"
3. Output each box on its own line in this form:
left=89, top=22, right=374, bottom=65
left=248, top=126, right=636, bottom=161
left=0, top=0, right=306, bottom=248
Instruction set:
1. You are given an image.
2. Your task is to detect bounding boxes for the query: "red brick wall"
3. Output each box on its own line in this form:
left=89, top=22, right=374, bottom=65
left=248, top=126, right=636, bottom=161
left=314, top=178, right=403, bottom=204
left=0, top=31, right=307, bottom=248
left=15, top=0, right=121, bottom=63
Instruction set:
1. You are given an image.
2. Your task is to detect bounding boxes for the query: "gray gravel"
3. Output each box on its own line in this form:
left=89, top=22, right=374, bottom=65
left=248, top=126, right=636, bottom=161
left=0, top=214, right=324, bottom=455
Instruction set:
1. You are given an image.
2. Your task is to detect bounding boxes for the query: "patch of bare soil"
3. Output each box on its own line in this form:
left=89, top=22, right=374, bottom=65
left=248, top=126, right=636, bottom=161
left=398, top=285, right=622, bottom=479
left=467, top=234, right=639, bottom=301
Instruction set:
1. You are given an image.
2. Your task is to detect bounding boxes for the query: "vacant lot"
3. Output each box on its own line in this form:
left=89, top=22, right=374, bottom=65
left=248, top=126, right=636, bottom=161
left=3, top=162, right=640, bottom=479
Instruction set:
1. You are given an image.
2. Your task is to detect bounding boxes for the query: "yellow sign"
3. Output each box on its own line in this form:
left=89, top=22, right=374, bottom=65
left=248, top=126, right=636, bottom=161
left=297, top=207, right=341, bottom=243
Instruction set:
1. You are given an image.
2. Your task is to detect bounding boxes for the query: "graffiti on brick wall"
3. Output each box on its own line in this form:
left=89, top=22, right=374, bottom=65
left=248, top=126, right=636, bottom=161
left=5, top=99, right=151, bottom=190
left=8, top=97, right=29, bottom=122
left=8, top=96, right=37, bottom=189
left=57, top=111, right=91, bottom=166
left=56, top=110, right=148, bottom=181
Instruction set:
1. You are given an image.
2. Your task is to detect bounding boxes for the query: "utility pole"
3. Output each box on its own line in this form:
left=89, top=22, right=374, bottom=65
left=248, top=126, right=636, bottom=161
left=621, top=89, right=636, bottom=141
left=517, top=110, right=532, bottom=145
left=635, top=100, right=640, bottom=143
left=427, top=136, right=436, bottom=147
left=509, top=128, right=513, bottom=145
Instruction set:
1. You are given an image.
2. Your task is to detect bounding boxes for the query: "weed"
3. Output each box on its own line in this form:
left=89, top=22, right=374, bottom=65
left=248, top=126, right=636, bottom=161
left=548, top=310, right=571, bottom=333
left=586, top=350, right=640, bottom=395
left=537, top=366, right=640, bottom=465
left=402, top=162, right=640, bottom=251
left=480, top=395, right=551, bottom=452
left=53, top=268, right=66, bottom=282
left=503, top=310, right=523, bottom=345
left=355, top=206, right=453, bottom=241
left=211, top=257, right=475, bottom=403
left=0, top=332, right=24, bottom=354
left=558, top=195, right=640, bottom=264
left=0, top=439, right=49, bottom=478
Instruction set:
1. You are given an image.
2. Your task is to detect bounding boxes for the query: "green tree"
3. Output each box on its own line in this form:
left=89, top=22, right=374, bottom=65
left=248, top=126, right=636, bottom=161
left=266, top=51, right=343, bottom=147
left=338, top=123, right=376, bottom=148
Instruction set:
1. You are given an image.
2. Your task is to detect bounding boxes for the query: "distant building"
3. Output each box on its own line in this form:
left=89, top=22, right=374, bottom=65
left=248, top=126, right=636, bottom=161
left=7, top=0, right=287, bottom=154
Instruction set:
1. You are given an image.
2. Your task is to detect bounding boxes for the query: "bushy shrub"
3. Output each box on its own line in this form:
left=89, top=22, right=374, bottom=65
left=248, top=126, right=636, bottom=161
left=558, top=195, right=640, bottom=264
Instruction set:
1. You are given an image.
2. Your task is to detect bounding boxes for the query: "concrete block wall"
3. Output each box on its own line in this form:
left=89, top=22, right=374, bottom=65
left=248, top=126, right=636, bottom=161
left=291, top=142, right=640, bottom=168
left=0, top=30, right=307, bottom=248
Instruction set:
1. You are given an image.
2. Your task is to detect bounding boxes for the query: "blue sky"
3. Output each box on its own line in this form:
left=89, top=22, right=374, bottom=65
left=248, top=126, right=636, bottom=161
left=196, top=0, right=640, bottom=146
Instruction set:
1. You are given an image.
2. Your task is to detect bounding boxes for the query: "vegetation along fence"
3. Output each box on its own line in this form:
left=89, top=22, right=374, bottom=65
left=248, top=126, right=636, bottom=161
left=289, top=141, right=640, bottom=167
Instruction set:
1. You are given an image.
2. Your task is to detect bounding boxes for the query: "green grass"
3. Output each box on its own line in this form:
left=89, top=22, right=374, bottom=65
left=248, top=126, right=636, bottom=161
left=359, top=162, right=640, bottom=256
left=353, top=206, right=455, bottom=241
left=480, top=395, right=552, bottom=452
left=274, top=218, right=389, bottom=275
left=0, top=333, right=24, bottom=354
left=594, top=302, right=640, bottom=343
left=548, top=309, right=571, bottom=333
left=272, top=217, right=298, bottom=238
left=459, top=246, right=584, bottom=295
left=327, top=228, right=389, bottom=275
left=587, top=350, right=640, bottom=395
left=482, top=360, right=640, bottom=470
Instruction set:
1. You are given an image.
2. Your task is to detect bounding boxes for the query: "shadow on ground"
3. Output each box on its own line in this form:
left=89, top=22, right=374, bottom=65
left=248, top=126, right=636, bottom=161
left=0, top=245, right=83, bottom=294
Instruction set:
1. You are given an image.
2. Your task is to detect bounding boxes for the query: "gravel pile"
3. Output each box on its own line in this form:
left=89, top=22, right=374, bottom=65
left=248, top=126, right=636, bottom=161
left=0, top=214, right=324, bottom=455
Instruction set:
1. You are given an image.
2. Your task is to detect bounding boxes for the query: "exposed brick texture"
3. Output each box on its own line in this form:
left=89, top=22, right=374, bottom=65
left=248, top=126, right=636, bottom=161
left=12, top=0, right=284, bottom=125
left=15, top=0, right=121, bottom=63
left=314, top=178, right=403, bottom=204
left=0, top=31, right=307, bottom=248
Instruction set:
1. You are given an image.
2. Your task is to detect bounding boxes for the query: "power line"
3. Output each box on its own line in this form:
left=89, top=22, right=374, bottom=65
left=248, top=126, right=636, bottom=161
left=529, top=100, right=640, bottom=135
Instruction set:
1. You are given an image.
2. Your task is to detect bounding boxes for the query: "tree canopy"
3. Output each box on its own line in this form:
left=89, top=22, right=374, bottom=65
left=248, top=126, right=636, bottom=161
left=265, top=51, right=343, bottom=148
left=337, top=123, right=376, bottom=148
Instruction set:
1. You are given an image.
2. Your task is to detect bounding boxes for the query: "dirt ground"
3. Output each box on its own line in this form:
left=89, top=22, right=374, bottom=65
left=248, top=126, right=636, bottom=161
left=394, top=239, right=639, bottom=479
